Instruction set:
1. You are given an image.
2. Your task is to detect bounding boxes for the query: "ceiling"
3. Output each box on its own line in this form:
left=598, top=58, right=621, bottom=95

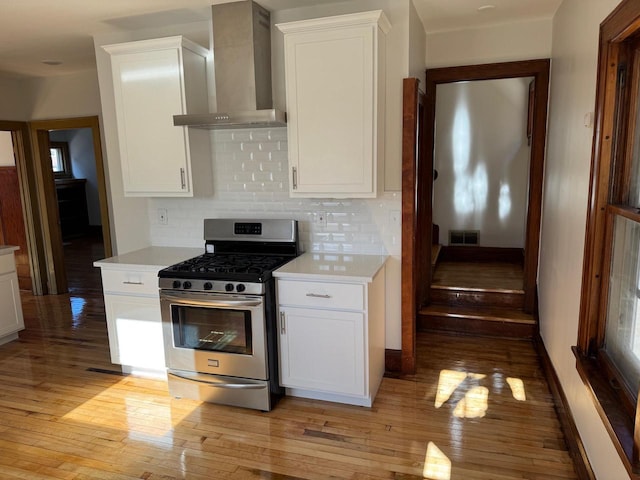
left=0, top=0, right=563, bottom=78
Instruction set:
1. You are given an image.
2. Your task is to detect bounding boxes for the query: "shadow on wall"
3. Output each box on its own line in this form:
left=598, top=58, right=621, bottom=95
left=433, top=77, right=533, bottom=249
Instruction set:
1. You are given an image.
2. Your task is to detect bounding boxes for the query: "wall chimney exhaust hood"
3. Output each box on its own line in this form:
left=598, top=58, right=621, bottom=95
left=173, top=1, right=286, bottom=129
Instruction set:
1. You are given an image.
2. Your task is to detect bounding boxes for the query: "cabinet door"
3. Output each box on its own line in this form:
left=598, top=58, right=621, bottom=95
left=284, top=26, right=376, bottom=196
left=104, top=294, right=165, bottom=371
left=111, top=48, right=191, bottom=196
left=279, top=307, right=365, bottom=396
left=0, top=272, right=24, bottom=338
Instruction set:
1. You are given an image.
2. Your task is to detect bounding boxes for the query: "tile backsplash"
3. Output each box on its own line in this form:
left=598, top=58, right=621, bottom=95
left=149, top=127, right=401, bottom=257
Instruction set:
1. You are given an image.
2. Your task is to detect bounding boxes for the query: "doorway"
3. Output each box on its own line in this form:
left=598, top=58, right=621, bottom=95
left=30, top=116, right=112, bottom=295
left=0, top=121, right=46, bottom=295
left=401, top=60, right=550, bottom=374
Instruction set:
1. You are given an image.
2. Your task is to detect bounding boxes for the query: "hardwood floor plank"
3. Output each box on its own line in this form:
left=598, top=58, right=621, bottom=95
left=0, top=236, right=578, bottom=479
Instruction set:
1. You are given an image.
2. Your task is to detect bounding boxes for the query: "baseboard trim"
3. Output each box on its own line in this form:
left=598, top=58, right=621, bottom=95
left=534, top=334, right=595, bottom=480
left=385, top=349, right=402, bottom=374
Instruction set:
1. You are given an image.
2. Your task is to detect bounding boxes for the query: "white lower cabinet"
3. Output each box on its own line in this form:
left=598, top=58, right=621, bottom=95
left=276, top=267, right=385, bottom=407
left=104, top=294, right=164, bottom=372
left=0, top=251, right=24, bottom=345
left=98, top=268, right=165, bottom=377
left=279, top=307, right=365, bottom=397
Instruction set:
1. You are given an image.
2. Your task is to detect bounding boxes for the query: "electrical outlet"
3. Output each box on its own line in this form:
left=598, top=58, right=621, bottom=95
left=317, top=211, right=327, bottom=227
left=158, top=208, right=168, bottom=225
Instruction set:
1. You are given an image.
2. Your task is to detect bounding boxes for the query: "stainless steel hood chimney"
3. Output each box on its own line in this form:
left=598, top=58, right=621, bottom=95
left=174, top=1, right=286, bottom=129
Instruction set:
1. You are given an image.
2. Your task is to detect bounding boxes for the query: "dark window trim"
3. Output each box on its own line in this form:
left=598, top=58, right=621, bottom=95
left=50, top=141, right=72, bottom=179
left=577, top=0, right=640, bottom=476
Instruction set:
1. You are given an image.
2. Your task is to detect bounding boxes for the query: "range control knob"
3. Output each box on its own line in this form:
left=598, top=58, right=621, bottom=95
left=203, top=282, right=213, bottom=291
left=236, top=283, right=246, bottom=293
left=172, top=280, right=181, bottom=289
left=225, top=283, right=234, bottom=292
left=183, top=281, right=192, bottom=290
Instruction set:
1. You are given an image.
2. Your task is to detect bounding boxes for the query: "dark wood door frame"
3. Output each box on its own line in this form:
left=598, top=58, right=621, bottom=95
left=401, top=60, right=550, bottom=373
left=0, top=120, right=46, bottom=294
left=30, top=116, right=112, bottom=294
left=401, top=78, right=429, bottom=374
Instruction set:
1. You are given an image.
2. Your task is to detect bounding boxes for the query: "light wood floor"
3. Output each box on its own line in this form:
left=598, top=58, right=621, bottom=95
left=433, top=261, right=524, bottom=292
left=0, top=243, right=576, bottom=479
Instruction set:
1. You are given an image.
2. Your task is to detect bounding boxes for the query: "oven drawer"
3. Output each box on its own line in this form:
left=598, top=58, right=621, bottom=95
left=101, top=269, right=159, bottom=296
left=277, top=279, right=364, bottom=311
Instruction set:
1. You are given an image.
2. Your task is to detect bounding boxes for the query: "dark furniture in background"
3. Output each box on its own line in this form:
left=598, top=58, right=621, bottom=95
left=55, top=178, right=88, bottom=240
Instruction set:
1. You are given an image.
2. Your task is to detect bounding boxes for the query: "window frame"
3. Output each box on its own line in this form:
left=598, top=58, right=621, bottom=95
left=50, top=141, right=71, bottom=179
left=577, top=0, right=640, bottom=475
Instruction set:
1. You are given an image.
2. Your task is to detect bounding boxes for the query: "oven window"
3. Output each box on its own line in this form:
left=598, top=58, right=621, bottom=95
left=171, top=305, right=252, bottom=354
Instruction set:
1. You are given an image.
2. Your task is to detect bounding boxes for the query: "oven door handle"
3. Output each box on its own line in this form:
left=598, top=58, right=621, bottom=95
left=161, top=294, right=262, bottom=308
left=168, top=372, right=266, bottom=389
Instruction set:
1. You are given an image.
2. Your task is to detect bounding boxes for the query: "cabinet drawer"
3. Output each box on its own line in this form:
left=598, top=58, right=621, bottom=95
left=100, top=269, right=159, bottom=296
left=0, top=254, right=16, bottom=275
left=277, top=279, right=363, bottom=310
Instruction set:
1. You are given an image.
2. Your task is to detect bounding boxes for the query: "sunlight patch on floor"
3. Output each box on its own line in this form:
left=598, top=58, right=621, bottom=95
left=434, top=369, right=486, bottom=409
left=61, top=377, right=200, bottom=447
left=506, top=377, right=526, bottom=401
left=435, top=369, right=525, bottom=418
left=423, top=442, right=452, bottom=480
left=453, top=386, right=488, bottom=419
left=434, top=370, right=467, bottom=408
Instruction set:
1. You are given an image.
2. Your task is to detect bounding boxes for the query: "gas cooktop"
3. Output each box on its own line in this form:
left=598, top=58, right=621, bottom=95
left=158, top=219, right=300, bottom=294
left=158, top=253, right=292, bottom=283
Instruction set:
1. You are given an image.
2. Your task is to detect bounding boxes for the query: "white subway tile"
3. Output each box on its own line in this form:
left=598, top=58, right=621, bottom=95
left=149, top=129, right=401, bottom=256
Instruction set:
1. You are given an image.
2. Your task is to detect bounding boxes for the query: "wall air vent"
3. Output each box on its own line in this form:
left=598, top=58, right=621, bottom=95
left=449, top=230, right=480, bottom=246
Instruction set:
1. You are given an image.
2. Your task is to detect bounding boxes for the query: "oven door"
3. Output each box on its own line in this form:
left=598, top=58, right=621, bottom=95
left=160, top=291, right=267, bottom=380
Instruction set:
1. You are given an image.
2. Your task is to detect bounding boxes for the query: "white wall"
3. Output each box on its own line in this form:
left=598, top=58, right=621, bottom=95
left=408, top=0, right=426, bottom=87
left=0, top=131, right=14, bottom=166
left=540, top=0, right=629, bottom=478
left=24, top=70, right=102, bottom=120
left=426, top=18, right=553, bottom=68
left=433, top=78, right=531, bottom=248
left=50, top=128, right=101, bottom=226
left=0, top=75, right=31, bottom=121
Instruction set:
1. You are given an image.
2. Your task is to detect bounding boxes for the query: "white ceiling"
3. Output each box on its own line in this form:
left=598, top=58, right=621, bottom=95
left=0, top=0, right=563, bottom=78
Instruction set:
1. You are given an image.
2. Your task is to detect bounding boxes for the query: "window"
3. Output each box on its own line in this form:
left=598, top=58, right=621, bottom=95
left=578, top=0, right=640, bottom=475
left=50, top=141, right=71, bottom=178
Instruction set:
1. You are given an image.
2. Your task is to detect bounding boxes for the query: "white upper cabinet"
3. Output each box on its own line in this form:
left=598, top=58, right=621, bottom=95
left=104, top=36, right=212, bottom=197
left=277, top=11, right=390, bottom=198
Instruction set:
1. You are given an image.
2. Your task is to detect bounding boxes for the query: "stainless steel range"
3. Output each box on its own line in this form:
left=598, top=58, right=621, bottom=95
left=159, top=219, right=299, bottom=411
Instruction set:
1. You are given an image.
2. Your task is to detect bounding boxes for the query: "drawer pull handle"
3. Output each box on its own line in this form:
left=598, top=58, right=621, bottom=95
left=280, top=311, right=286, bottom=334
left=306, top=293, right=331, bottom=299
left=122, top=281, right=144, bottom=285
left=180, top=168, right=186, bottom=189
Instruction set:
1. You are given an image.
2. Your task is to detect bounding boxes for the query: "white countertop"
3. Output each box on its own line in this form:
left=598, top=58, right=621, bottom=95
left=274, top=252, right=387, bottom=283
left=0, top=245, right=19, bottom=256
left=93, top=246, right=203, bottom=272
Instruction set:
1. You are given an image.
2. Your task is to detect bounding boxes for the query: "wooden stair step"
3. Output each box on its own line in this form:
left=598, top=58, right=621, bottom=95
left=430, top=286, right=525, bottom=309
left=420, top=304, right=536, bottom=324
left=418, top=304, right=537, bottom=338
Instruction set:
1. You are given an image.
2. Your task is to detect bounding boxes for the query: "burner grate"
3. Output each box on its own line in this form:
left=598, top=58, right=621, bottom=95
left=163, top=253, right=290, bottom=280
